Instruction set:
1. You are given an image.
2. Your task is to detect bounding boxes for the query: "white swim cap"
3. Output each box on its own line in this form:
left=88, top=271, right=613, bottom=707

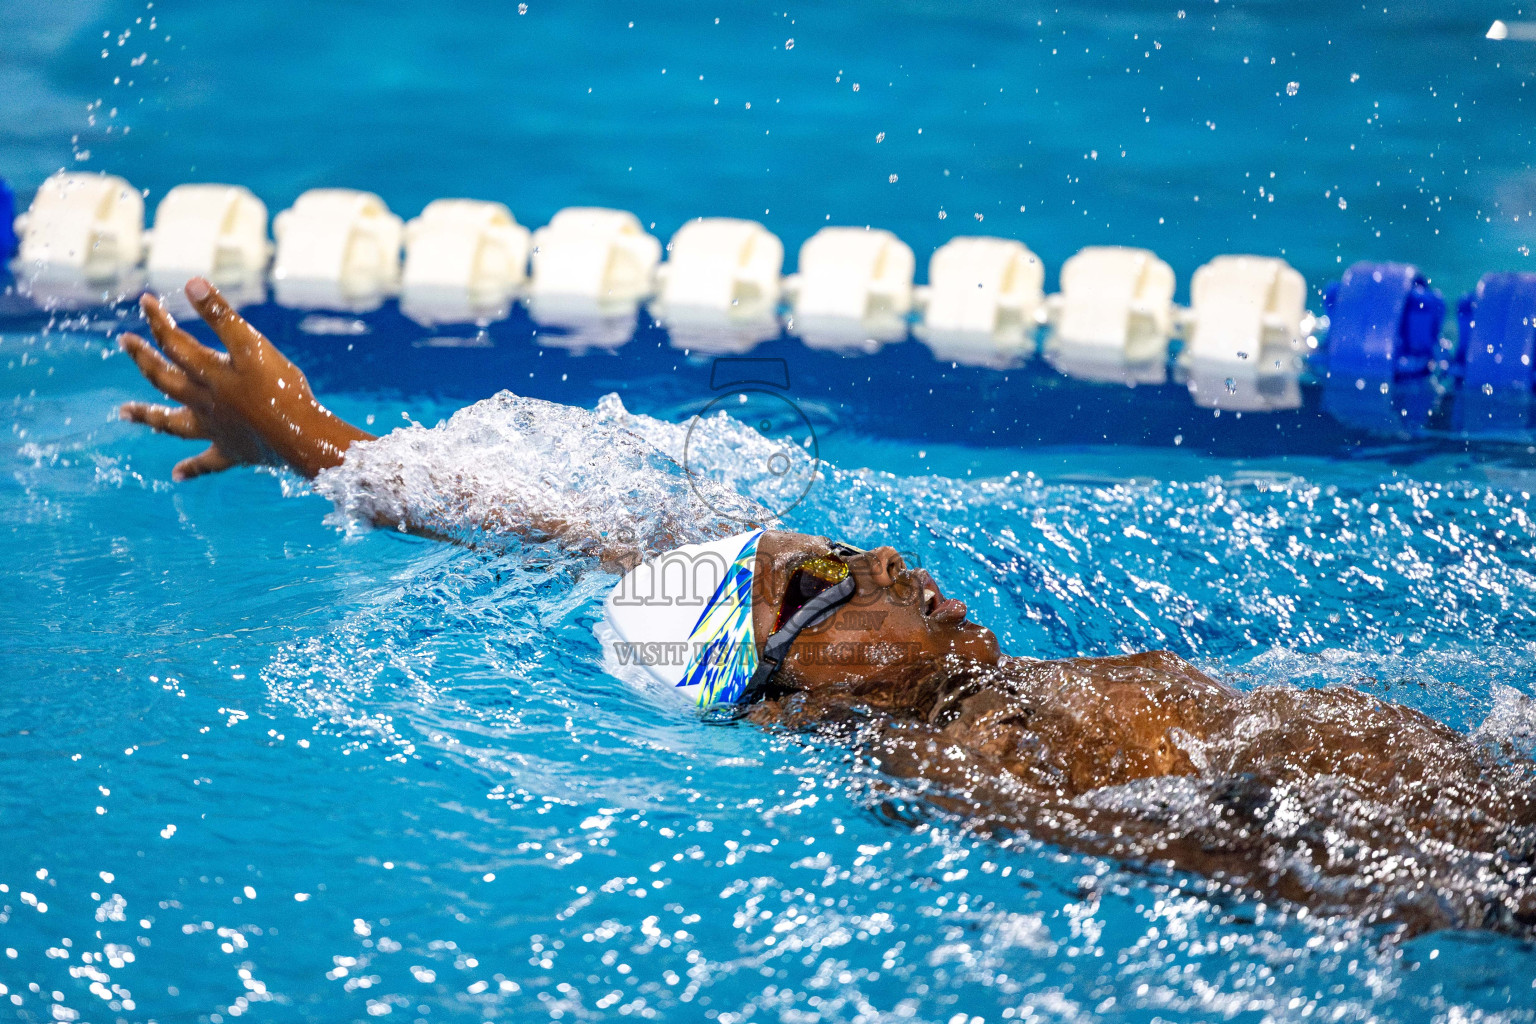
left=600, top=530, right=763, bottom=706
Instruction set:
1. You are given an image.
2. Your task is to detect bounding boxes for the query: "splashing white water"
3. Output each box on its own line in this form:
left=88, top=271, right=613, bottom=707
left=314, top=390, right=776, bottom=555
left=1475, top=684, right=1536, bottom=760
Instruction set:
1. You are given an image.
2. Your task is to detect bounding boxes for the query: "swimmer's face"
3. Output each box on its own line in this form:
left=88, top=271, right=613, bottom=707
left=752, top=531, right=1001, bottom=690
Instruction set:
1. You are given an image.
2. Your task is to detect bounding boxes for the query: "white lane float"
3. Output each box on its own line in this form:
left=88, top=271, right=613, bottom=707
left=785, top=226, right=914, bottom=351
left=526, top=207, right=662, bottom=348
left=400, top=199, right=531, bottom=327
left=914, top=236, right=1044, bottom=367
left=529, top=207, right=662, bottom=304
left=1044, top=245, right=1176, bottom=382
left=1179, top=255, right=1307, bottom=411
left=271, top=189, right=403, bottom=312
left=12, top=171, right=144, bottom=305
left=1181, top=255, right=1308, bottom=371
left=2, top=168, right=1348, bottom=422
left=653, top=217, right=783, bottom=354
left=145, top=184, right=271, bottom=307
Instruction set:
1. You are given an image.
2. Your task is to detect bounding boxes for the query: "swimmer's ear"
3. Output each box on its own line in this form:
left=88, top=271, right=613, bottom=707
left=183, top=277, right=264, bottom=364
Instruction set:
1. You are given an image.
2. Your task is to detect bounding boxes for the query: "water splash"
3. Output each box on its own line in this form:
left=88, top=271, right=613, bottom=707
left=8, top=352, right=1536, bottom=1022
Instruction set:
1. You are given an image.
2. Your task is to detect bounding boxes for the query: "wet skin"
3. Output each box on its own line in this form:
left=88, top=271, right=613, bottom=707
left=121, top=279, right=1536, bottom=936
left=762, top=650, right=1536, bottom=935
left=118, top=277, right=372, bottom=480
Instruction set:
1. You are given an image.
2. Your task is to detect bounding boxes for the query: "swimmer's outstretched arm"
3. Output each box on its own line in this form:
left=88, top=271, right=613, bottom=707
left=118, top=278, right=645, bottom=565
left=118, top=278, right=375, bottom=480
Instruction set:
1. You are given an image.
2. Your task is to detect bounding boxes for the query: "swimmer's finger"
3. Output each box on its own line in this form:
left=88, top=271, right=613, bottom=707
left=172, top=446, right=234, bottom=482
left=119, top=402, right=203, bottom=440
left=140, top=293, right=219, bottom=378
left=119, top=332, right=193, bottom=400
left=185, top=277, right=263, bottom=363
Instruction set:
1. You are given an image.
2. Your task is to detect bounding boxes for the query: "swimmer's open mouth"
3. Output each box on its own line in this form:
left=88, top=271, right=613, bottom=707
left=915, top=569, right=968, bottom=624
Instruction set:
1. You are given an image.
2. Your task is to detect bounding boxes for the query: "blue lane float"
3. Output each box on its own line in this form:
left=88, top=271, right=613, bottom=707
left=1455, top=272, right=1536, bottom=392
left=1450, top=271, right=1536, bottom=434
left=1318, top=262, right=1447, bottom=435
left=0, top=178, right=16, bottom=262
left=1321, top=262, right=1444, bottom=380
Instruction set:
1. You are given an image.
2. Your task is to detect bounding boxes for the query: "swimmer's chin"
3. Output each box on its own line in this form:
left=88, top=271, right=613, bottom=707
left=953, top=620, right=1002, bottom=664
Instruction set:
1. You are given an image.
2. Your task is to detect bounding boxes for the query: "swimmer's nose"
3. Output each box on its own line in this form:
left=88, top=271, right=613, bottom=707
left=858, top=547, right=906, bottom=590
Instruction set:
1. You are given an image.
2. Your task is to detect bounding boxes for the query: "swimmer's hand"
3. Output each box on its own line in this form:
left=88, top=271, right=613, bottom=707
left=117, top=277, right=374, bottom=480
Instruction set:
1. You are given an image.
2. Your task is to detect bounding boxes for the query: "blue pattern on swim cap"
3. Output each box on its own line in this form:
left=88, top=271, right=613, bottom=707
left=679, top=532, right=761, bottom=705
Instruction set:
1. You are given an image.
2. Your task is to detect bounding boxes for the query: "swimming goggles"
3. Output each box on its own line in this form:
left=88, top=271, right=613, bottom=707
left=740, top=541, right=863, bottom=703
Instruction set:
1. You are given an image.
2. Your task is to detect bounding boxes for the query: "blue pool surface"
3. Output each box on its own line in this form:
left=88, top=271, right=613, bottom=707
left=6, top=0, right=1536, bottom=297
left=5, top=2, right=1536, bottom=1022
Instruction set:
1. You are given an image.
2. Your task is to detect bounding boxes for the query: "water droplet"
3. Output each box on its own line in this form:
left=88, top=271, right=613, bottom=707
left=784, top=38, right=794, bottom=49
left=1483, top=383, right=1495, bottom=395
left=888, top=174, right=899, bottom=184
left=1338, top=197, right=1348, bottom=210
left=1286, top=81, right=1300, bottom=96
left=1224, top=378, right=1238, bottom=394
left=875, top=131, right=885, bottom=143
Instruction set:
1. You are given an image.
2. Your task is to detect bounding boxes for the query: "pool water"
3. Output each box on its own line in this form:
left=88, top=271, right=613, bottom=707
left=4, top=1, right=1536, bottom=1022
left=7, top=0, right=1534, bottom=297
left=5, top=331, right=1536, bottom=1022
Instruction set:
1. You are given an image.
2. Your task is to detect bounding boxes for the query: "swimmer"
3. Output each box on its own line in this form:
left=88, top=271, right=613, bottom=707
left=118, top=279, right=1536, bottom=937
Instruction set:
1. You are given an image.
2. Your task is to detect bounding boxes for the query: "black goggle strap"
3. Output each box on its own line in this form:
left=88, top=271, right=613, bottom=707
left=738, top=575, right=857, bottom=706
